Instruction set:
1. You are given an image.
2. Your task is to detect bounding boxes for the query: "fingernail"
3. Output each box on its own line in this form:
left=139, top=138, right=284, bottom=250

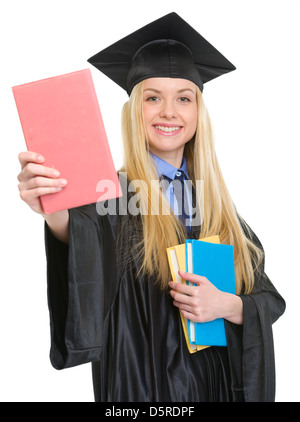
left=58, top=179, right=67, bottom=186
left=52, top=169, right=60, bottom=177
left=37, top=154, right=44, bottom=162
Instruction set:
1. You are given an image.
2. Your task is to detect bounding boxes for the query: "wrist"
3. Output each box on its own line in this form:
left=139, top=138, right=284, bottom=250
left=222, top=293, right=243, bottom=325
left=43, top=210, right=69, bottom=244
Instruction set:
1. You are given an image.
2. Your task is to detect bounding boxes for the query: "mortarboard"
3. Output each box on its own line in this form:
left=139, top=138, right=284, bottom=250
left=88, top=12, right=235, bottom=95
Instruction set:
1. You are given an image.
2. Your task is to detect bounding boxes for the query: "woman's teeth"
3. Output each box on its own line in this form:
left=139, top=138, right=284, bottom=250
left=154, top=125, right=181, bottom=132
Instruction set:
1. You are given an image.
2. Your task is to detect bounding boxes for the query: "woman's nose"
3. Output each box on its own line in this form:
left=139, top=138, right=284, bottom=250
left=159, top=100, right=177, bottom=119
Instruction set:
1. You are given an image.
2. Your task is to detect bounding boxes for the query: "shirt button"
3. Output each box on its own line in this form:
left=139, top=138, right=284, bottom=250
left=176, top=171, right=182, bottom=177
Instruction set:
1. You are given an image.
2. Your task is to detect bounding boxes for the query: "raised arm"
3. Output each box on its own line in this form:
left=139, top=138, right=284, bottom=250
left=17, top=151, right=69, bottom=243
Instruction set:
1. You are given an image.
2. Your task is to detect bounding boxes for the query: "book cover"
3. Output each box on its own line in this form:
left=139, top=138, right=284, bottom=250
left=166, top=235, right=220, bottom=353
left=13, top=69, right=122, bottom=214
left=186, top=240, right=236, bottom=346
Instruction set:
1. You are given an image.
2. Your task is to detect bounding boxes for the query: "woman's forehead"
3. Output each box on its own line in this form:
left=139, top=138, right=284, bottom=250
left=143, top=77, right=197, bottom=93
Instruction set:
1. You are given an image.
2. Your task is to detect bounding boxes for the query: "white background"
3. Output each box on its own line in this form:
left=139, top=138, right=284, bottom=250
left=0, top=0, right=299, bottom=402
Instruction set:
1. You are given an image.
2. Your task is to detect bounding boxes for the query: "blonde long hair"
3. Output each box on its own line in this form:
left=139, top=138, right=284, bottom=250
left=121, top=81, right=262, bottom=294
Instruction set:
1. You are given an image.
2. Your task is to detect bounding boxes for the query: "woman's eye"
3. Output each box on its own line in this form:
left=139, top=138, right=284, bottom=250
left=178, top=97, right=190, bottom=102
left=146, top=96, right=159, bottom=102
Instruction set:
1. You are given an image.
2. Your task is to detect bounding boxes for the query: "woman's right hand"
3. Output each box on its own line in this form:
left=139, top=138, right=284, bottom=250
left=17, top=151, right=67, bottom=215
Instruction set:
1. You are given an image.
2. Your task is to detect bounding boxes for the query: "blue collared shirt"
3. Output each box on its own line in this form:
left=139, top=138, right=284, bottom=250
left=150, top=153, right=193, bottom=225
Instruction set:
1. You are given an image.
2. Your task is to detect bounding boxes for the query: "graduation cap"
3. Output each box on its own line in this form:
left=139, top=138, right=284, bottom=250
left=88, top=12, right=235, bottom=95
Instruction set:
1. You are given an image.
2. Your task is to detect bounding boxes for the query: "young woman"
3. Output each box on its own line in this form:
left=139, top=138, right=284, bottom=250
left=17, top=13, right=285, bottom=402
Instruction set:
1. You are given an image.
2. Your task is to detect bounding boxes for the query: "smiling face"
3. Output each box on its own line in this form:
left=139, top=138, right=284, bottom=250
left=142, top=77, right=198, bottom=166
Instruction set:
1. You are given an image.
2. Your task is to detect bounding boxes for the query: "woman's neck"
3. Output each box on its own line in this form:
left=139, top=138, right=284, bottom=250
left=149, top=147, right=184, bottom=169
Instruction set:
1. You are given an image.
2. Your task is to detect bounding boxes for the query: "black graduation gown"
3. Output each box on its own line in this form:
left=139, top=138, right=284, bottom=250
left=45, top=187, right=285, bottom=402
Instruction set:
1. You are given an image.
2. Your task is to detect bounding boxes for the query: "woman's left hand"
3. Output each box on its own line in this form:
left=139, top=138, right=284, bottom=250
left=169, top=270, right=243, bottom=325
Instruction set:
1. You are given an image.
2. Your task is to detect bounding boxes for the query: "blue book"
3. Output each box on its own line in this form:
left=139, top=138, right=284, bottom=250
left=185, top=239, right=236, bottom=346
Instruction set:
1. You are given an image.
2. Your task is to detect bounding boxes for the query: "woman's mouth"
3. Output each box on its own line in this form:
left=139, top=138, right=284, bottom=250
left=153, top=124, right=183, bottom=135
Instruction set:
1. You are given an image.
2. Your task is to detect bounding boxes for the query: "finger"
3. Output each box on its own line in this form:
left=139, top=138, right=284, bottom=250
left=173, top=301, right=201, bottom=322
left=169, top=280, right=194, bottom=296
left=21, top=162, right=60, bottom=180
left=20, top=186, right=62, bottom=203
left=178, top=270, right=207, bottom=286
left=180, top=309, right=200, bottom=322
left=172, top=293, right=195, bottom=307
left=169, top=286, right=196, bottom=305
left=173, top=300, right=194, bottom=314
left=19, top=176, right=67, bottom=191
left=18, top=151, right=44, bottom=169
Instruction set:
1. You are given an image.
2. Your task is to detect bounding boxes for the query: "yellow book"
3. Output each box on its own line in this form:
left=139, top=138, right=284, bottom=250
left=166, top=235, right=220, bottom=353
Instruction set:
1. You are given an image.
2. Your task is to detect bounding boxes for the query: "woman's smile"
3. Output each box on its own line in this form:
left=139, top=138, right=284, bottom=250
left=152, top=123, right=183, bottom=135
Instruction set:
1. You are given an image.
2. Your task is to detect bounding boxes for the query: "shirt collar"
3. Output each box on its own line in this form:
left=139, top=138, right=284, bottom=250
left=150, top=152, right=189, bottom=180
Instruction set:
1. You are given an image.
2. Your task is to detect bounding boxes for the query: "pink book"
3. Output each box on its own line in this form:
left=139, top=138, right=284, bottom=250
left=13, top=69, right=122, bottom=214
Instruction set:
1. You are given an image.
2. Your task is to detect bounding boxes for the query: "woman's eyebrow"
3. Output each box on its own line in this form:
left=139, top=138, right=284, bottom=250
left=177, top=88, right=196, bottom=95
left=143, top=88, right=196, bottom=94
left=143, top=88, right=161, bottom=94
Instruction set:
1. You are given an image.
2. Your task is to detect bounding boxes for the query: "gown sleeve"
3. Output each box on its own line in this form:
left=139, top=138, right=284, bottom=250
left=225, top=221, right=286, bottom=402
left=45, top=204, right=116, bottom=370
